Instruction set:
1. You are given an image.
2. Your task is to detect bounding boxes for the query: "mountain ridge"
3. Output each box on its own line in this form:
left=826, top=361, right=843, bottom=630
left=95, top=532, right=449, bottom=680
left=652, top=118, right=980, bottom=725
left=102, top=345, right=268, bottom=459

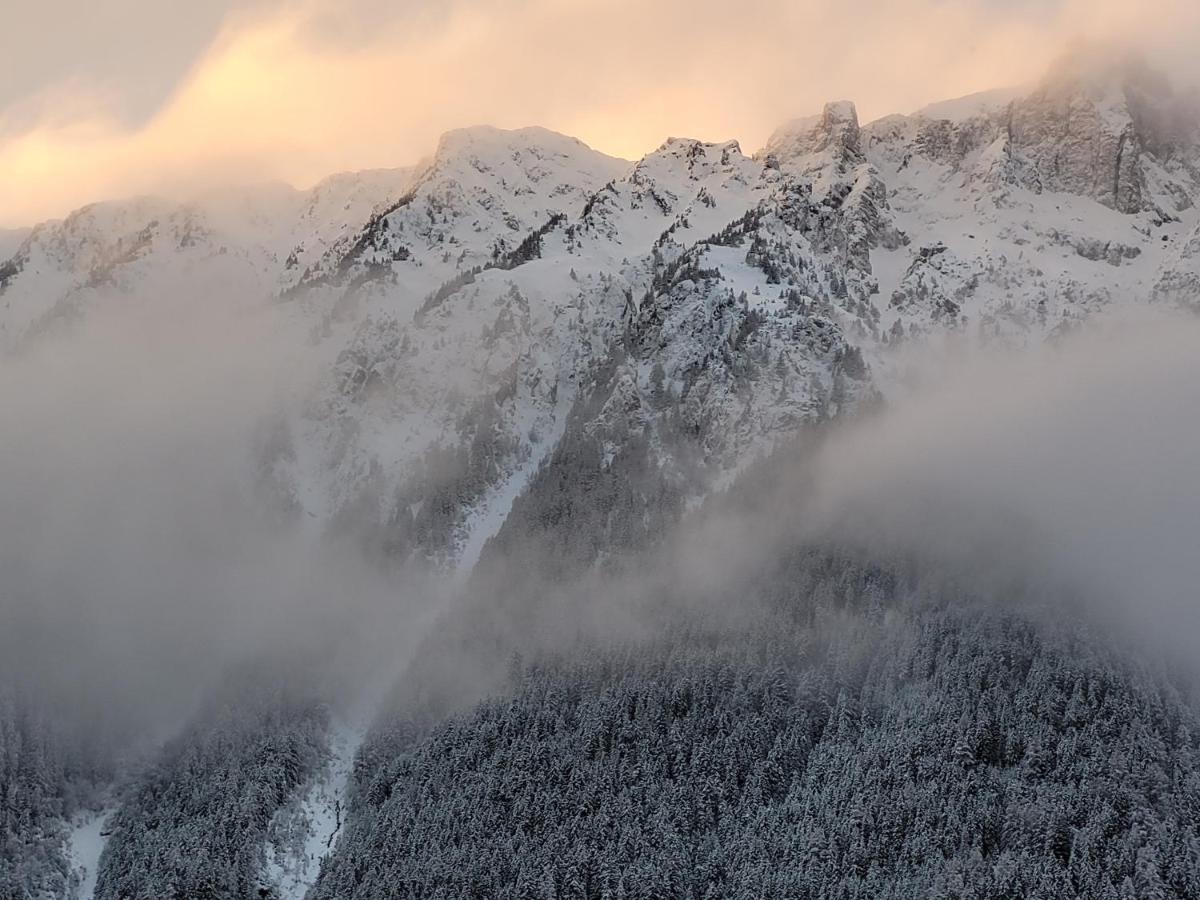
left=2, top=50, right=1197, bottom=572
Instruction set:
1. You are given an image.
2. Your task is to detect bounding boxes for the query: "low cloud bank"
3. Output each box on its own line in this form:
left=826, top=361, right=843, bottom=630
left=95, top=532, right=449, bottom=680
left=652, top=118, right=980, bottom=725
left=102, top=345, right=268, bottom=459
left=803, top=310, right=1200, bottom=652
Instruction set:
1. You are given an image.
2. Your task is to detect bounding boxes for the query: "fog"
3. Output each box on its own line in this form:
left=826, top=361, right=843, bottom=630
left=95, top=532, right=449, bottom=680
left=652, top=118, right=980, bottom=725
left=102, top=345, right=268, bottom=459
left=0, top=288, right=443, bottom=745
left=455, top=308, right=1200, bottom=682
left=810, top=313, right=1200, bottom=636
left=2, top=287, right=1198, bottom=747
left=658, top=310, right=1200, bottom=655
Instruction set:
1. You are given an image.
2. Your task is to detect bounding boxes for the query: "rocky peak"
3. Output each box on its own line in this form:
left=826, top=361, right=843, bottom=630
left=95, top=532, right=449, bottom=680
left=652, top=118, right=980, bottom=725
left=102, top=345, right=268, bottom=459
left=651, top=137, right=743, bottom=160
left=815, top=101, right=862, bottom=157
left=632, top=138, right=749, bottom=185
left=761, top=101, right=863, bottom=170
left=429, top=125, right=620, bottom=174
left=1026, top=46, right=1180, bottom=147
left=290, top=126, right=627, bottom=302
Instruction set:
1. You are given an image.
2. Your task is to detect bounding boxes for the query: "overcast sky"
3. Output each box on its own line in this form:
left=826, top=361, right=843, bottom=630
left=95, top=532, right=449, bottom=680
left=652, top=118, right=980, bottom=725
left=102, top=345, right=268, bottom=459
left=2, top=0, right=1198, bottom=227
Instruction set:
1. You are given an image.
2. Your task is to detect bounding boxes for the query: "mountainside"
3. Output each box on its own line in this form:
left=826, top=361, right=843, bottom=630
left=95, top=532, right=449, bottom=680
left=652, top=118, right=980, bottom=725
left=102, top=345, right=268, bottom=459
left=860, top=53, right=1200, bottom=347
left=3, top=49, right=1200, bottom=900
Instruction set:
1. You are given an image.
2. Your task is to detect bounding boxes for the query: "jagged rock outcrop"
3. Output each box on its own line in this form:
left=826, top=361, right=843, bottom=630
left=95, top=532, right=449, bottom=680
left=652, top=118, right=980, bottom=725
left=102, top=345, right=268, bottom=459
left=763, top=102, right=906, bottom=272
left=1006, top=52, right=1170, bottom=213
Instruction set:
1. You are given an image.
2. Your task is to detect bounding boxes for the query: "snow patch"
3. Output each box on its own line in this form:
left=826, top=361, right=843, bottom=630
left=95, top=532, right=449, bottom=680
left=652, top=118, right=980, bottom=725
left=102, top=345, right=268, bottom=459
left=914, top=85, right=1023, bottom=123
left=66, top=805, right=116, bottom=900
left=263, top=719, right=362, bottom=900
left=456, top=375, right=576, bottom=577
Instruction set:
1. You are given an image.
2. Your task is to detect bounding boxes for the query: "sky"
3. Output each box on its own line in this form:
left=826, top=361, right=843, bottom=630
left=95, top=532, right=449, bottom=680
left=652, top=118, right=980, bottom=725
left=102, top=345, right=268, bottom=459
left=2, top=0, right=1199, bottom=227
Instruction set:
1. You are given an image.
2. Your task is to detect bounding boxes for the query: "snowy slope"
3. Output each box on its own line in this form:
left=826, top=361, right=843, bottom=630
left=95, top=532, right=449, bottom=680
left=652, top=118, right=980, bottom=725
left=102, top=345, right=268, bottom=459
left=857, top=53, right=1199, bottom=357
left=263, top=720, right=361, bottom=900
left=65, top=805, right=117, bottom=900
left=296, top=55, right=1196, bottom=567
left=283, top=134, right=821, bottom=560
left=288, top=126, right=629, bottom=320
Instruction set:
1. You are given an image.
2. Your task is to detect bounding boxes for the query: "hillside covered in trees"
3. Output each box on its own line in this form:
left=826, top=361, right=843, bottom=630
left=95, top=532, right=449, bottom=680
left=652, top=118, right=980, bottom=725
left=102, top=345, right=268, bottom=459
left=311, top=549, right=1200, bottom=899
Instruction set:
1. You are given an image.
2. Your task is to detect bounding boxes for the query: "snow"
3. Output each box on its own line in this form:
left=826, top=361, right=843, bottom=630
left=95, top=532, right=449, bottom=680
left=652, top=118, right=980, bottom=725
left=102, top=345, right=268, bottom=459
left=0, top=163, right=421, bottom=352
left=914, top=86, right=1023, bottom=123
left=263, top=718, right=362, bottom=900
left=456, top=367, right=577, bottom=576
left=294, top=123, right=630, bottom=317
left=66, top=805, right=116, bottom=900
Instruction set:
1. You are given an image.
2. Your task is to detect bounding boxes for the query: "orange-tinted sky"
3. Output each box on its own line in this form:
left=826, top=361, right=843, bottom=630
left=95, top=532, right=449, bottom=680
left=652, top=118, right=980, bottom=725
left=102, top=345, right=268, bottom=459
left=2, top=0, right=1198, bottom=227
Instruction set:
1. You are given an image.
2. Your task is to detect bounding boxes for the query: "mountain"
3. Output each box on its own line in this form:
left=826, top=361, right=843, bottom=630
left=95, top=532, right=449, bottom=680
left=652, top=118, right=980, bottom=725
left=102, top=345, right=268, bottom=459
left=3, top=55, right=1196, bottom=567
left=3, top=48, right=1200, bottom=900
left=288, top=52, right=1198, bottom=571
left=285, top=126, right=628, bottom=313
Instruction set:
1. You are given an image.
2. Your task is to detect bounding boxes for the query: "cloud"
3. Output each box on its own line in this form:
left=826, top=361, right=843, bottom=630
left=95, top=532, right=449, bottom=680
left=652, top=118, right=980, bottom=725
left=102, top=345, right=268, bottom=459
left=804, top=310, right=1200, bottom=650
left=0, top=277, right=440, bottom=740
left=656, top=307, right=1200, bottom=663
left=405, top=308, right=1200, bottom=715
left=2, top=234, right=1197, bottom=744
left=3, top=0, right=1199, bottom=227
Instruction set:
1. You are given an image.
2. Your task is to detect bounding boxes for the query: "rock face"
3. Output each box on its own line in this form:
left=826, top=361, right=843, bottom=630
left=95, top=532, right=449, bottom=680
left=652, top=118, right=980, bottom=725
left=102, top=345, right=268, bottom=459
left=2, top=50, right=1197, bottom=570
left=1004, top=50, right=1194, bottom=214
left=857, top=49, right=1199, bottom=349
left=763, top=100, right=863, bottom=169
left=763, top=102, right=905, bottom=270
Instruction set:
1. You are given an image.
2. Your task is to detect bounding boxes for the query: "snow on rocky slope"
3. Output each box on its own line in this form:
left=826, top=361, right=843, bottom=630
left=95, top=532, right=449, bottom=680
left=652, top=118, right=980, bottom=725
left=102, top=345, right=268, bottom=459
left=287, top=134, right=788, bottom=562
left=287, top=126, right=629, bottom=318
left=858, top=50, right=1199, bottom=356
left=2, top=49, right=1197, bottom=572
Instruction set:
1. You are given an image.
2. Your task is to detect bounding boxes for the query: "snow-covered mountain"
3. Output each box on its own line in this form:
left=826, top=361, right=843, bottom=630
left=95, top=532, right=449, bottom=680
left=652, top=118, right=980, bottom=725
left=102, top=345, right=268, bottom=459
left=5, top=47, right=1200, bottom=900
left=861, top=50, right=1199, bottom=347
left=3, top=50, right=1197, bottom=572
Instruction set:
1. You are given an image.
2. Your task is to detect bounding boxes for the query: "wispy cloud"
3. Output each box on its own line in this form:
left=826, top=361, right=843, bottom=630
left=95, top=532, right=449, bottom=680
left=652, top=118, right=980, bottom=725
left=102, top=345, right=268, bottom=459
left=2, top=0, right=1198, bottom=227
